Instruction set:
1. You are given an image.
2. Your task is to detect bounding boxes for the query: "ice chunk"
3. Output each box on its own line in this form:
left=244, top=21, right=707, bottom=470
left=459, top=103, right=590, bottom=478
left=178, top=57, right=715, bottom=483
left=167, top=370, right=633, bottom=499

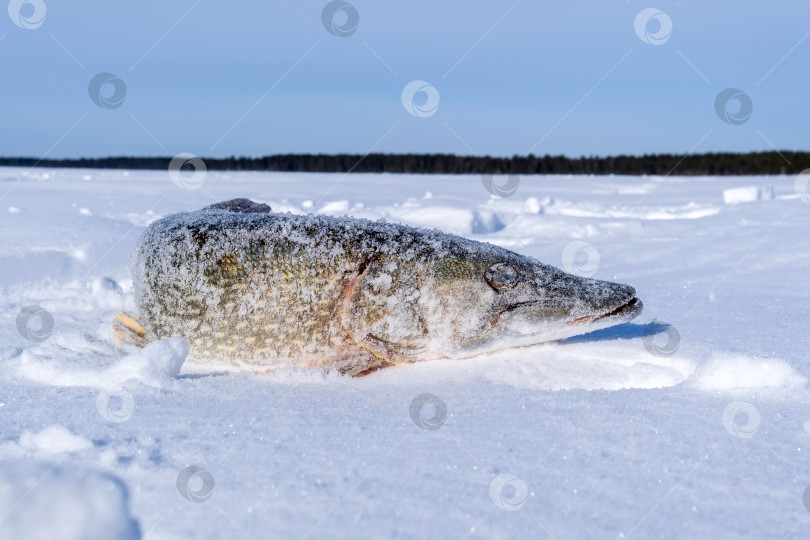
left=722, top=184, right=774, bottom=205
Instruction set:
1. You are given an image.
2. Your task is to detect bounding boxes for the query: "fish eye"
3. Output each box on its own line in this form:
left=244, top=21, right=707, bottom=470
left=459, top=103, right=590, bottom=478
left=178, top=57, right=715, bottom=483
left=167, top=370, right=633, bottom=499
left=485, top=263, right=518, bottom=291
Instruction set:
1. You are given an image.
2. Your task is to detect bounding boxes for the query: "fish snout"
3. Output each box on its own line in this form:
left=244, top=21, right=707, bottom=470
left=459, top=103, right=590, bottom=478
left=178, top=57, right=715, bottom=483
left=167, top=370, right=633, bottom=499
left=567, top=279, right=642, bottom=325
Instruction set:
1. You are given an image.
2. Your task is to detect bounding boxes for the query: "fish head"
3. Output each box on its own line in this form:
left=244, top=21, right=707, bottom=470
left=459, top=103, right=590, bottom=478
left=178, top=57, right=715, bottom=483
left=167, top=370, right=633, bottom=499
left=428, top=250, right=642, bottom=357
left=341, top=246, right=642, bottom=363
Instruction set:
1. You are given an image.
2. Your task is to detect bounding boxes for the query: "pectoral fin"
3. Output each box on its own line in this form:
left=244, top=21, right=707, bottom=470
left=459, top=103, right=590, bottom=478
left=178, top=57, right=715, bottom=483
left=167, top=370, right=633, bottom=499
left=113, top=311, right=149, bottom=348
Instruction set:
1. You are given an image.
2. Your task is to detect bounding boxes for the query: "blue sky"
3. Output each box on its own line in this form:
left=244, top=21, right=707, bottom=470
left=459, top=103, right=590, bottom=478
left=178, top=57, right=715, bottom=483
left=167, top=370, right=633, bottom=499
left=1, top=0, right=808, bottom=158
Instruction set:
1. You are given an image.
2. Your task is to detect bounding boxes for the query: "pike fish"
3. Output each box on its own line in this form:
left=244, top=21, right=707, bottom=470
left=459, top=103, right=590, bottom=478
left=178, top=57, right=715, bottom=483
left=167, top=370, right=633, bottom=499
left=121, top=199, right=642, bottom=375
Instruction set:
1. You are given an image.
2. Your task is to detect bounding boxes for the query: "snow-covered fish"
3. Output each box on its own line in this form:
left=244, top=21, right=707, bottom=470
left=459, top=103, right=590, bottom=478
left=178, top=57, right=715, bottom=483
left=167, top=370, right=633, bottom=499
left=117, top=199, right=642, bottom=375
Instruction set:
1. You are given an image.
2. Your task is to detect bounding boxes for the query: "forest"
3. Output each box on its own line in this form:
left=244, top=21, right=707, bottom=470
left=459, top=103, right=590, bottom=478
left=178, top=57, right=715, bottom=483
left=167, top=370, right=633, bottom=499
left=0, top=151, right=805, bottom=175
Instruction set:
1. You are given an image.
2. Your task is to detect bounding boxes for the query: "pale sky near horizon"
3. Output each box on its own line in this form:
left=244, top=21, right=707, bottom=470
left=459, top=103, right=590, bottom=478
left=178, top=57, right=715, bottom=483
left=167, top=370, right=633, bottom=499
left=1, top=0, right=808, bottom=159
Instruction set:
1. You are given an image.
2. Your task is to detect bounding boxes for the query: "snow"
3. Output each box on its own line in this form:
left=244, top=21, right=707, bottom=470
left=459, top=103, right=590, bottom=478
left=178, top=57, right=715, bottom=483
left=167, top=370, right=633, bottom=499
left=0, top=459, right=141, bottom=540
left=722, top=184, right=775, bottom=205
left=695, top=354, right=807, bottom=391
left=1, top=167, right=809, bottom=538
left=18, top=336, right=187, bottom=389
left=17, top=424, right=94, bottom=454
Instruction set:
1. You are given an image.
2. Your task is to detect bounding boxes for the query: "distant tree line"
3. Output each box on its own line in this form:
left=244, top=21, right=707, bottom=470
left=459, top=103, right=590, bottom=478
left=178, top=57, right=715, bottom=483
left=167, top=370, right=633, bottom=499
left=0, top=151, right=806, bottom=175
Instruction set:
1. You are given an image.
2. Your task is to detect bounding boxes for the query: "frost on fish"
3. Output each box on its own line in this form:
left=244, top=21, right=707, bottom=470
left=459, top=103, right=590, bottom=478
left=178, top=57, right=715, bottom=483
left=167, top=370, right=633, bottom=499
left=131, top=199, right=642, bottom=375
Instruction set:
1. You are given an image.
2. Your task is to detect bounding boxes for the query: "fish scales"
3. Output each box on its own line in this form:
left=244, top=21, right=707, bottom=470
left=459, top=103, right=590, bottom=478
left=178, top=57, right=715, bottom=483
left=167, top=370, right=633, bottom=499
left=130, top=199, right=643, bottom=375
left=133, top=204, right=441, bottom=372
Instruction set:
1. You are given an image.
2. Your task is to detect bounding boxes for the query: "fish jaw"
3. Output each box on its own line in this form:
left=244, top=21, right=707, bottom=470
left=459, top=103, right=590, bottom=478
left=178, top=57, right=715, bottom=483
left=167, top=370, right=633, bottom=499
left=449, top=277, right=643, bottom=359
left=567, top=296, right=643, bottom=326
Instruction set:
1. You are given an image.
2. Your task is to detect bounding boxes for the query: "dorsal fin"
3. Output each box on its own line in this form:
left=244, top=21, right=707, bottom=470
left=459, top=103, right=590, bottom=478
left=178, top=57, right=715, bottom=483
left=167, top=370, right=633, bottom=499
left=205, top=198, right=272, bottom=214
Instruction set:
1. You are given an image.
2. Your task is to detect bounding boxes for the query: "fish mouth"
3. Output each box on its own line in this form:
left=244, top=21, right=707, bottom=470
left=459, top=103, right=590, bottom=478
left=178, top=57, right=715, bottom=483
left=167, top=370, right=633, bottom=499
left=455, top=296, right=643, bottom=359
left=567, top=297, right=643, bottom=325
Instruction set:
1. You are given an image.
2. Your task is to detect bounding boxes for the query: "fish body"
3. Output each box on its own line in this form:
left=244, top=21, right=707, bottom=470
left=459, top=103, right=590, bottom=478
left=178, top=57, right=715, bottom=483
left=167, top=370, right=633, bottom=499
left=131, top=199, right=642, bottom=375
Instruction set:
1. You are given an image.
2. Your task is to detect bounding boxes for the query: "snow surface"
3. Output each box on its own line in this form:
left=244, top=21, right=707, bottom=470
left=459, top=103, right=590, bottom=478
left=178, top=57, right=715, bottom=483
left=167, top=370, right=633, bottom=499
left=1, top=168, right=809, bottom=538
left=0, top=458, right=141, bottom=540
left=722, top=184, right=774, bottom=205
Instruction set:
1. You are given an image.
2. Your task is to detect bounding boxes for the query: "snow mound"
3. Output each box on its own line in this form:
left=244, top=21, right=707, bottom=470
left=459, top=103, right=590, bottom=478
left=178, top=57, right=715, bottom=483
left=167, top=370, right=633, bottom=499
left=319, top=200, right=350, bottom=214
left=722, top=184, right=774, bottom=204
left=382, top=332, right=697, bottom=391
left=0, top=460, right=141, bottom=540
left=18, top=337, right=187, bottom=389
left=90, top=276, right=126, bottom=310
left=616, top=183, right=656, bottom=195
left=19, top=425, right=93, bottom=454
left=471, top=208, right=506, bottom=234
left=124, top=210, right=160, bottom=227
left=548, top=200, right=720, bottom=220
left=387, top=204, right=476, bottom=235
left=692, top=353, right=807, bottom=390
left=478, top=341, right=697, bottom=391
